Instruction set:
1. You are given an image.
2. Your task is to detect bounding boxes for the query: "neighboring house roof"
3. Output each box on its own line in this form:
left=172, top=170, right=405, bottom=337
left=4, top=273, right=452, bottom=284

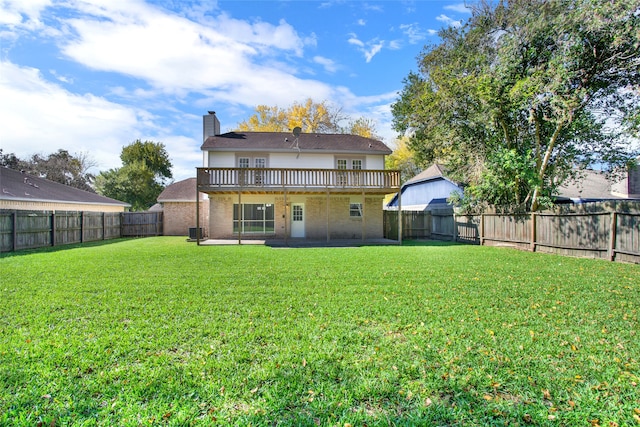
left=0, top=167, right=130, bottom=207
left=556, top=170, right=630, bottom=202
left=404, top=163, right=453, bottom=186
left=386, top=163, right=462, bottom=210
left=157, top=178, right=198, bottom=202
left=201, top=132, right=392, bottom=155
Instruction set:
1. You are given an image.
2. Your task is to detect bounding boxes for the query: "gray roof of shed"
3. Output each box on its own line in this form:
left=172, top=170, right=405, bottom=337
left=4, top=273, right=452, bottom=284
left=0, top=167, right=129, bottom=207
left=201, top=131, right=392, bottom=155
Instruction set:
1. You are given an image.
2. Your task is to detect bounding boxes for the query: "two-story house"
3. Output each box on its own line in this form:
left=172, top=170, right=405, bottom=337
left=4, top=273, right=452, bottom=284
left=196, top=111, right=400, bottom=243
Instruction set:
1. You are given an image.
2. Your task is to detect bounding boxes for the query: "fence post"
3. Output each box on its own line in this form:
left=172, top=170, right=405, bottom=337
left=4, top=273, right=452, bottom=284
left=609, top=211, right=617, bottom=261
left=80, top=211, right=85, bottom=243
left=12, top=211, right=17, bottom=252
left=102, top=212, right=106, bottom=240
left=530, top=212, right=537, bottom=252
left=452, top=213, right=458, bottom=242
left=479, top=214, right=485, bottom=246
left=51, top=212, right=56, bottom=247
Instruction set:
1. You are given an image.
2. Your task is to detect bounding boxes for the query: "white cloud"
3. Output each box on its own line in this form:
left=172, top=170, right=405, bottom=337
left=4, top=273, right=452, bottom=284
left=44, top=1, right=344, bottom=115
left=364, top=42, right=383, bottom=62
left=357, top=19, right=366, bottom=26
left=400, top=23, right=427, bottom=44
left=49, top=69, right=73, bottom=84
left=347, top=33, right=384, bottom=63
left=444, top=3, right=471, bottom=14
left=0, top=61, right=140, bottom=172
left=0, top=0, right=401, bottom=178
left=348, top=33, right=365, bottom=48
left=313, top=56, right=338, bottom=73
left=388, top=40, right=402, bottom=50
left=436, top=14, right=462, bottom=28
left=0, top=0, right=51, bottom=30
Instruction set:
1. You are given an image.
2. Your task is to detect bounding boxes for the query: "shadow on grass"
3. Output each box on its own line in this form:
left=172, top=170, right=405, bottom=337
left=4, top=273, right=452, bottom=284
left=401, top=239, right=468, bottom=247
left=0, top=237, right=136, bottom=259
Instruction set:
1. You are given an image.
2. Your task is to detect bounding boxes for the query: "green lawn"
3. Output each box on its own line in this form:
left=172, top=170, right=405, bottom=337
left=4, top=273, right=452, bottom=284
left=1, top=237, right=638, bottom=426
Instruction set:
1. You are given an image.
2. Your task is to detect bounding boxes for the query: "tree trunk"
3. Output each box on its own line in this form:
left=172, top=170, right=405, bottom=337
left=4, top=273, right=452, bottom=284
left=530, top=121, right=564, bottom=211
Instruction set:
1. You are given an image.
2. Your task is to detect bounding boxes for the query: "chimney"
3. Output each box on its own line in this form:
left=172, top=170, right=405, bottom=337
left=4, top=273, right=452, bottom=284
left=203, top=111, right=221, bottom=141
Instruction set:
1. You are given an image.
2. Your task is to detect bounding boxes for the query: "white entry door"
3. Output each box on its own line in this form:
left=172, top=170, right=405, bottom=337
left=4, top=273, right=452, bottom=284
left=291, top=203, right=305, bottom=238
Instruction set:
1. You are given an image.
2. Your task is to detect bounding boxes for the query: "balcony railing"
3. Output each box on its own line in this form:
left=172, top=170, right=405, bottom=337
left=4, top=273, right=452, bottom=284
left=197, top=167, right=400, bottom=192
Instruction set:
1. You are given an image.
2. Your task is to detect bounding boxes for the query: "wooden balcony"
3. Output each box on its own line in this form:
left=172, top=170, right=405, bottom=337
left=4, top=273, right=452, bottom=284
left=197, top=167, right=400, bottom=194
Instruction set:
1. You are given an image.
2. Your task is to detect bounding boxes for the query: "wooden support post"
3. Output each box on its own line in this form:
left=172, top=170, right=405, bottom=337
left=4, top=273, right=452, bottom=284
left=397, top=189, right=402, bottom=244
left=609, top=211, right=617, bottom=261
left=196, top=176, right=200, bottom=245
left=237, top=190, right=242, bottom=245
left=530, top=212, right=537, bottom=252
left=326, top=190, right=330, bottom=242
left=284, top=189, right=288, bottom=245
left=480, top=214, right=485, bottom=246
left=80, top=211, right=85, bottom=243
left=102, top=212, right=106, bottom=241
left=361, top=189, right=366, bottom=241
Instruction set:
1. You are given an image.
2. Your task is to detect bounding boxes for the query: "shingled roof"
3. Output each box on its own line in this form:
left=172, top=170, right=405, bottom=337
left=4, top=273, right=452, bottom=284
left=157, top=178, right=198, bottom=202
left=201, top=131, right=392, bottom=155
left=404, top=164, right=451, bottom=185
left=0, top=167, right=129, bottom=207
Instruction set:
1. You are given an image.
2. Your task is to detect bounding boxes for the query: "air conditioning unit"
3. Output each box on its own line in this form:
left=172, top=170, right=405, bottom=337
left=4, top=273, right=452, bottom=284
left=189, top=227, right=203, bottom=240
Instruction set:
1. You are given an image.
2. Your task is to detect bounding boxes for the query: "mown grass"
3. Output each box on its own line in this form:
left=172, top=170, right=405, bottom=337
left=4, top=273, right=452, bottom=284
left=0, top=237, right=638, bottom=426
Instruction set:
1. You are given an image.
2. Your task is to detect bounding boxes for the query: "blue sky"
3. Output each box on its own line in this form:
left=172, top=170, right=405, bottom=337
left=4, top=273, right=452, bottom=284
left=0, top=0, right=471, bottom=181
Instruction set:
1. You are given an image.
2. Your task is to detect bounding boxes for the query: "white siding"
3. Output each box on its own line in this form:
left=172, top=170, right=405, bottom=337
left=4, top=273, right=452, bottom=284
left=206, top=151, right=386, bottom=170
left=208, top=152, right=236, bottom=167
left=366, top=155, right=385, bottom=170
left=269, top=152, right=335, bottom=169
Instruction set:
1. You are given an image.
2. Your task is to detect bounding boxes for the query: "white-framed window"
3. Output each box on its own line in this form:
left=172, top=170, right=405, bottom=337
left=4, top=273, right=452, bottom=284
left=254, top=157, right=266, bottom=185
left=237, top=156, right=268, bottom=185
left=233, top=203, right=275, bottom=234
left=292, top=204, right=303, bottom=222
left=335, top=157, right=364, bottom=186
left=350, top=203, right=363, bottom=217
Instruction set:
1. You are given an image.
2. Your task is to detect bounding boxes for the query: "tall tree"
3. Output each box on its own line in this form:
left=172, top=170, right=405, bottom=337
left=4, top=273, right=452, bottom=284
left=342, top=117, right=380, bottom=140
left=0, top=149, right=97, bottom=192
left=95, top=140, right=173, bottom=211
left=236, top=99, right=380, bottom=138
left=392, top=0, right=640, bottom=212
left=385, top=137, right=421, bottom=183
left=237, top=99, right=342, bottom=133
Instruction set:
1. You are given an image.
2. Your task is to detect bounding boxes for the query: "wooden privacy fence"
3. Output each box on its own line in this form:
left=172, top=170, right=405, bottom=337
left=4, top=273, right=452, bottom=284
left=0, top=210, right=163, bottom=253
left=384, top=209, right=640, bottom=263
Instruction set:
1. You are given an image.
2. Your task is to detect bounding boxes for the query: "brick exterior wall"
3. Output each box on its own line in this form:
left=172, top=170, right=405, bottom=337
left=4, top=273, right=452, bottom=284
left=206, top=194, right=385, bottom=240
left=162, top=201, right=209, bottom=236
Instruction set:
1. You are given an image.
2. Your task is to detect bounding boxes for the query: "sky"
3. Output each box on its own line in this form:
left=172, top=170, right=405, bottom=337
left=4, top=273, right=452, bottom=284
left=0, top=0, right=471, bottom=181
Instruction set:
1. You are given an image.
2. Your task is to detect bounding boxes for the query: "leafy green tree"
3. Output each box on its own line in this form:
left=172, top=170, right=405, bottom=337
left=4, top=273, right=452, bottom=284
left=95, top=140, right=172, bottom=211
left=393, top=0, right=640, bottom=211
left=0, top=149, right=96, bottom=192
